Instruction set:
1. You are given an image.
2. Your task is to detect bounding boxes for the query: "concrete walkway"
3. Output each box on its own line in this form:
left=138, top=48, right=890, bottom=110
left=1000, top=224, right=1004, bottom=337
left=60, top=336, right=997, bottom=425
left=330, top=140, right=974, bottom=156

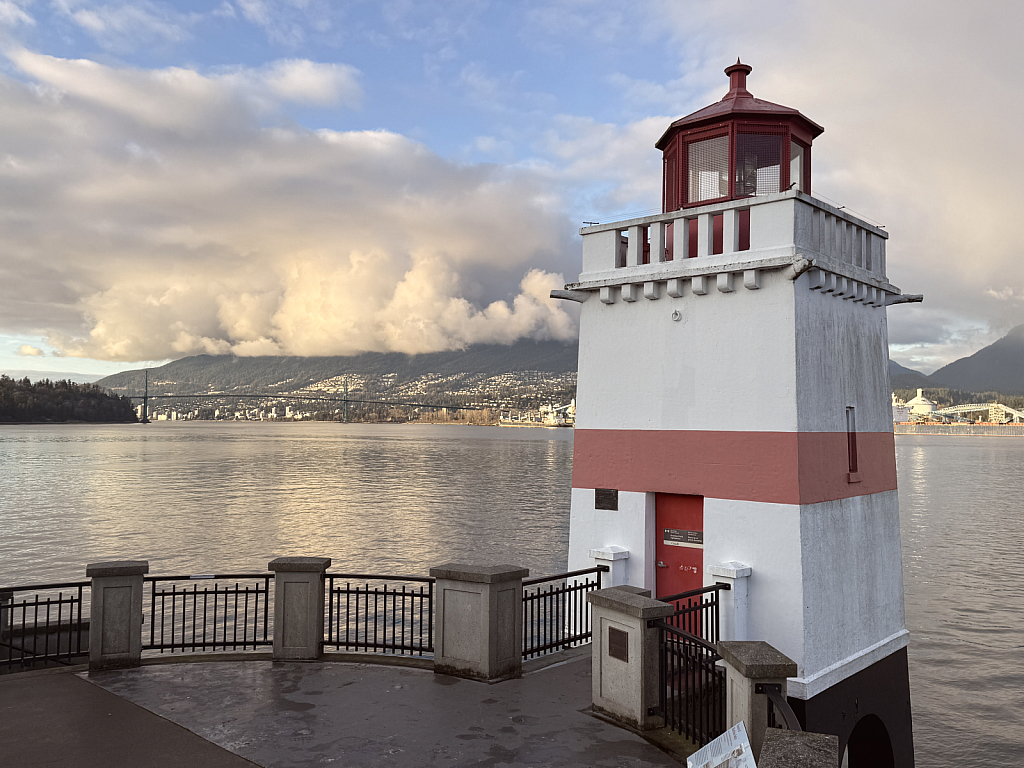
left=1, top=654, right=682, bottom=767
left=0, top=667, right=258, bottom=767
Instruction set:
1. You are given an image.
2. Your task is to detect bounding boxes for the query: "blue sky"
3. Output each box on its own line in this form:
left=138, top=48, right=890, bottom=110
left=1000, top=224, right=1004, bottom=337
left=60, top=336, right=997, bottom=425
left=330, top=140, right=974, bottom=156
left=1, top=0, right=1022, bottom=379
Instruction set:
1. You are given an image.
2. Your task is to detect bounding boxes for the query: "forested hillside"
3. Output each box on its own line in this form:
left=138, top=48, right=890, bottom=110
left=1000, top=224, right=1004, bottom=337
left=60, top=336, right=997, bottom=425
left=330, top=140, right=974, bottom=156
left=96, top=340, right=579, bottom=394
left=0, top=376, right=137, bottom=423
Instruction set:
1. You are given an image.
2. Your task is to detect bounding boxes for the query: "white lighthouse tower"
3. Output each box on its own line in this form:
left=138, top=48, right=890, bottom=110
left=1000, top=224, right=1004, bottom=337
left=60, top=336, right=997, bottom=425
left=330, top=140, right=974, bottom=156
left=556, top=62, right=915, bottom=766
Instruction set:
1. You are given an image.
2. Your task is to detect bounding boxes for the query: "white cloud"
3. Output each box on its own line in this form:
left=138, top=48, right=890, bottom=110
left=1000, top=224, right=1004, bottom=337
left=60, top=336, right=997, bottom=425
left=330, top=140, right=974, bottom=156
left=0, top=51, right=578, bottom=362
left=225, top=59, right=362, bottom=108
left=0, top=1, right=33, bottom=27
left=16, top=344, right=44, bottom=356
left=51, top=0, right=191, bottom=49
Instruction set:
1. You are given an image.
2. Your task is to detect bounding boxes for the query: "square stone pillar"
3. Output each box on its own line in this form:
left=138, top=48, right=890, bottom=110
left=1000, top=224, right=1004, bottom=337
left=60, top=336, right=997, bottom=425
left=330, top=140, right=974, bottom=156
left=707, top=561, right=751, bottom=641
left=718, top=640, right=798, bottom=760
left=589, top=546, right=629, bottom=587
left=429, top=563, right=529, bottom=682
left=86, top=560, right=148, bottom=670
left=587, top=586, right=675, bottom=730
left=268, top=556, right=331, bottom=660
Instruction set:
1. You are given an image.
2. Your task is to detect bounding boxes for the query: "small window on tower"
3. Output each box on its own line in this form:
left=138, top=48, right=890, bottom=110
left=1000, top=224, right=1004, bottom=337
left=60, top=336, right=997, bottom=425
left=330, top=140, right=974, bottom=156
left=847, top=406, right=861, bottom=482
left=687, top=135, right=729, bottom=203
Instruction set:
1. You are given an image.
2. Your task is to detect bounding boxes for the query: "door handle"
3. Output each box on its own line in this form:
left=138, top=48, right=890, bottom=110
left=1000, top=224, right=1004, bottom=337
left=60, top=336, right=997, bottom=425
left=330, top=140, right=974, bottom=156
left=657, top=561, right=667, bottom=568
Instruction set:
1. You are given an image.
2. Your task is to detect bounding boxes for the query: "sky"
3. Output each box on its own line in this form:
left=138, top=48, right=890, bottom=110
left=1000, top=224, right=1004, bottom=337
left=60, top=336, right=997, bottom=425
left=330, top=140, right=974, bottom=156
left=0, top=0, right=1022, bottom=379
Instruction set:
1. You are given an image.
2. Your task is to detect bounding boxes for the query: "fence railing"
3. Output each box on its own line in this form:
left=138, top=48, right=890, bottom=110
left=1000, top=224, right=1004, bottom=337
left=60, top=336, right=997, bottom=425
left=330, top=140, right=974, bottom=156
left=142, top=574, right=272, bottom=654
left=324, top=573, right=434, bottom=656
left=521, top=565, right=607, bottom=660
left=654, top=621, right=727, bottom=746
left=4, top=563, right=613, bottom=671
left=659, top=583, right=730, bottom=643
left=0, top=581, right=90, bottom=672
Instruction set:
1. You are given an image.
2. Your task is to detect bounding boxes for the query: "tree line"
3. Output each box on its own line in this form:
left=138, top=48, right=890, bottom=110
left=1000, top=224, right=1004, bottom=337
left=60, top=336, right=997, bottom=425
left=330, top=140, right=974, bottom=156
left=0, top=376, right=138, bottom=423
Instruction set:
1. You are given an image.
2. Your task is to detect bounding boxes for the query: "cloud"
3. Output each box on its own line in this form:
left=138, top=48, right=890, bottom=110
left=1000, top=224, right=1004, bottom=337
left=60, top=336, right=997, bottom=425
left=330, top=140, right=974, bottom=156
left=51, top=0, right=191, bottom=49
left=221, top=59, right=362, bottom=108
left=0, top=1, right=33, bottom=27
left=17, top=344, right=44, bottom=356
left=0, top=51, right=578, bottom=362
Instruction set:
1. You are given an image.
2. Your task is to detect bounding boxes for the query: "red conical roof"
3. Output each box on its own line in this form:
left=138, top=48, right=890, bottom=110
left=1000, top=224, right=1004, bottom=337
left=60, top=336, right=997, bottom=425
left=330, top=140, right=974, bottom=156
left=655, top=60, right=823, bottom=150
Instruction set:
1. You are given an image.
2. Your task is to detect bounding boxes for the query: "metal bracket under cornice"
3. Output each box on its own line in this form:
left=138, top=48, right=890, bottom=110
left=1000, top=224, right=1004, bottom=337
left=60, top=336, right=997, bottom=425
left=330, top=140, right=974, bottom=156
left=549, top=289, right=590, bottom=303
left=886, top=294, right=924, bottom=306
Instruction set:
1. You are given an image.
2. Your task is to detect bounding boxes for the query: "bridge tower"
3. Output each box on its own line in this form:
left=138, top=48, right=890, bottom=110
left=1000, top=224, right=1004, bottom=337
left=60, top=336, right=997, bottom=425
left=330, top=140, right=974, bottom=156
left=557, top=62, right=914, bottom=765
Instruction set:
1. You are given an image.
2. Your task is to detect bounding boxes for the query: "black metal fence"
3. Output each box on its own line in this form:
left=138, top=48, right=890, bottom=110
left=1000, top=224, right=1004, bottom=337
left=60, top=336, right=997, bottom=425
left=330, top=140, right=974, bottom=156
left=655, top=621, right=727, bottom=745
left=521, top=565, right=607, bottom=659
left=142, top=575, right=272, bottom=654
left=324, top=574, right=434, bottom=656
left=0, top=581, right=90, bottom=672
left=659, top=583, right=730, bottom=643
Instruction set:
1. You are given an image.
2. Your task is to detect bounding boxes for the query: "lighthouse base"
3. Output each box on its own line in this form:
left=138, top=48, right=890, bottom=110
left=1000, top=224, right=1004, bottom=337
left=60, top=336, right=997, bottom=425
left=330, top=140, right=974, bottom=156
left=788, top=647, right=914, bottom=768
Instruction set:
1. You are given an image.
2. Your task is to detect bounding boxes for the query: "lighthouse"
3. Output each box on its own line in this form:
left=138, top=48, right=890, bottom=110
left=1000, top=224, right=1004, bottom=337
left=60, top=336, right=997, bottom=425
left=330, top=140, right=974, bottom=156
left=556, top=62, right=915, bottom=765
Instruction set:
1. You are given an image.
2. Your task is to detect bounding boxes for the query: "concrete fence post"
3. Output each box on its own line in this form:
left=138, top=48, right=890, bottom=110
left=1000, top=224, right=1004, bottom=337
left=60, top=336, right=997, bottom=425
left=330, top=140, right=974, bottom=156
left=268, top=556, right=331, bottom=661
left=587, top=585, right=675, bottom=730
left=428, top=563, right=529, bottom=682
left=706, top=561, right=751, bottom=641
left=86, top=560, right=148, bottom=670
left=589, top=546, right=629, bottom=587
left=717, top=640, right=798, bottom=760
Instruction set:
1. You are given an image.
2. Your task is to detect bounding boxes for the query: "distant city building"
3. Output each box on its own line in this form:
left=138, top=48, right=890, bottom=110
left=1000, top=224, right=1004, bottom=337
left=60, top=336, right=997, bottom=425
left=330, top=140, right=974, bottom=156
left=891, top=393, right=910, bottom=423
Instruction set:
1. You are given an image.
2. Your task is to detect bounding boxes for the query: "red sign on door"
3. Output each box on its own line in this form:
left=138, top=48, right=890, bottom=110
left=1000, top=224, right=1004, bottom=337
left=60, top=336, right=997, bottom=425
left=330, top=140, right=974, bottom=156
left=655, top=493, right=704, bottom=599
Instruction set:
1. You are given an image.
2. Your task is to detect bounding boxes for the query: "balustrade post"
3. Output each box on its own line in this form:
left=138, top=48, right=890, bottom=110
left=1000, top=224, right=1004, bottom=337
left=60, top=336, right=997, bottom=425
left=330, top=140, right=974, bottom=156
left=268, top=556, right=331, bottom=660
left=717, top=640, right=798, bottom=760
left=649, top=222, right=666, bottom=263
left=587, top=586, right=675, bottom=730
left=429, top=563, right=528, bottom=682
left=707, top=561, right=751, bottom=641
left=86, top=560, right=148, bottom=670
left=697, top=213, right=712, bottom=256
left=723, top=208, right=740, bottom=254
left=0, top=590, right=11, bottom=641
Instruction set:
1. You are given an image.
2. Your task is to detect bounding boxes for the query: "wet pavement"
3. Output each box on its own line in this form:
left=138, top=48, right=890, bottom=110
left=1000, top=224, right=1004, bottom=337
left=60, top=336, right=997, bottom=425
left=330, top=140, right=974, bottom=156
left=0, top=667, right=257, bottom=767
left=9, top=653, right=683, bottom=767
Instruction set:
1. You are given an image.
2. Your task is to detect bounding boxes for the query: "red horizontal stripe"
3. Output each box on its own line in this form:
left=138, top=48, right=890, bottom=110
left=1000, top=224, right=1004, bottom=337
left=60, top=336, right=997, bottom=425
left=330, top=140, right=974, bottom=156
left=572, top=430, right=897, bottom=505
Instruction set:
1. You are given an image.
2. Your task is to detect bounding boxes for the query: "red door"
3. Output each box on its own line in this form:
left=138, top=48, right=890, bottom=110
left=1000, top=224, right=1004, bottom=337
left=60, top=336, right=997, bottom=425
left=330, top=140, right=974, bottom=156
left=655, top=493, right=704, bottom=599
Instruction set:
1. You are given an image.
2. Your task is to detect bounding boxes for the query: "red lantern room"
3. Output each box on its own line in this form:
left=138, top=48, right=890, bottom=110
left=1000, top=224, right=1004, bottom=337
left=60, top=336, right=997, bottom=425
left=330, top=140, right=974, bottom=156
left=656, top=60, right=824, bottom=212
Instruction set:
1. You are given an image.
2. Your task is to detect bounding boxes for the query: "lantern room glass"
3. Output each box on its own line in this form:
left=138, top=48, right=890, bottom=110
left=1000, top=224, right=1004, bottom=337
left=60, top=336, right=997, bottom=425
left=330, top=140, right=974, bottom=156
left=687, top=135, right=729, bottom=203
left=735, top=133, right=783, bottom=198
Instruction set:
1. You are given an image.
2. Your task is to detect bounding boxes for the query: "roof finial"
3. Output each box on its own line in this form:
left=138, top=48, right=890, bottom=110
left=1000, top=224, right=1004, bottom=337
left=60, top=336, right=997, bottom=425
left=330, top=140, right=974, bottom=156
left=724, top=59, right=753, bottom=100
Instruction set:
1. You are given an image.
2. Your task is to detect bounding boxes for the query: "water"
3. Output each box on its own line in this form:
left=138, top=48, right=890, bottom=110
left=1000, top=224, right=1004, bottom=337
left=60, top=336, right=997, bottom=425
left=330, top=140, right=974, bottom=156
left=0, top=423, right=573, bottom=583
left=1, top=424, right=1021, bottom=764
left=896, top=435, right=1024, bottom=763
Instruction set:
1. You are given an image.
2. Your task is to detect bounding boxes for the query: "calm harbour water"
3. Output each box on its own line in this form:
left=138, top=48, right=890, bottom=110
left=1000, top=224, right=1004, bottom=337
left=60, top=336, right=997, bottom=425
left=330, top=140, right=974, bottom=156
left=0, top=424, right=1021, bottom=765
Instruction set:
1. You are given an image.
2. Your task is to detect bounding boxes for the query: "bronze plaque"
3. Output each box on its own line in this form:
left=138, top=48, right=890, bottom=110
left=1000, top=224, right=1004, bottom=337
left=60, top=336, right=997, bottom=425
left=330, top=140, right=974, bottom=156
left=595, top=488, right=618, bottom=511
left=608, top=626, right=628, bottom=662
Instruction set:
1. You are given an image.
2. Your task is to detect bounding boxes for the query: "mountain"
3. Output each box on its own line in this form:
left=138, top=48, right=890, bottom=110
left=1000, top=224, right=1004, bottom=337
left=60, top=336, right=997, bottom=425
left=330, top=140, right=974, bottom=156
left=95, top=340, right=580, bottom=407
left=888, top=360, right=930, bottom=390
left=928, top=324, right=1024, bottom=395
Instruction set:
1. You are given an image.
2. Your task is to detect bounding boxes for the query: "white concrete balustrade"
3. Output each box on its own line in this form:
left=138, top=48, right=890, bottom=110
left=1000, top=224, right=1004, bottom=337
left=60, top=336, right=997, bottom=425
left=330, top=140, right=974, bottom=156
left=574, top=190, right=895, bottom=306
